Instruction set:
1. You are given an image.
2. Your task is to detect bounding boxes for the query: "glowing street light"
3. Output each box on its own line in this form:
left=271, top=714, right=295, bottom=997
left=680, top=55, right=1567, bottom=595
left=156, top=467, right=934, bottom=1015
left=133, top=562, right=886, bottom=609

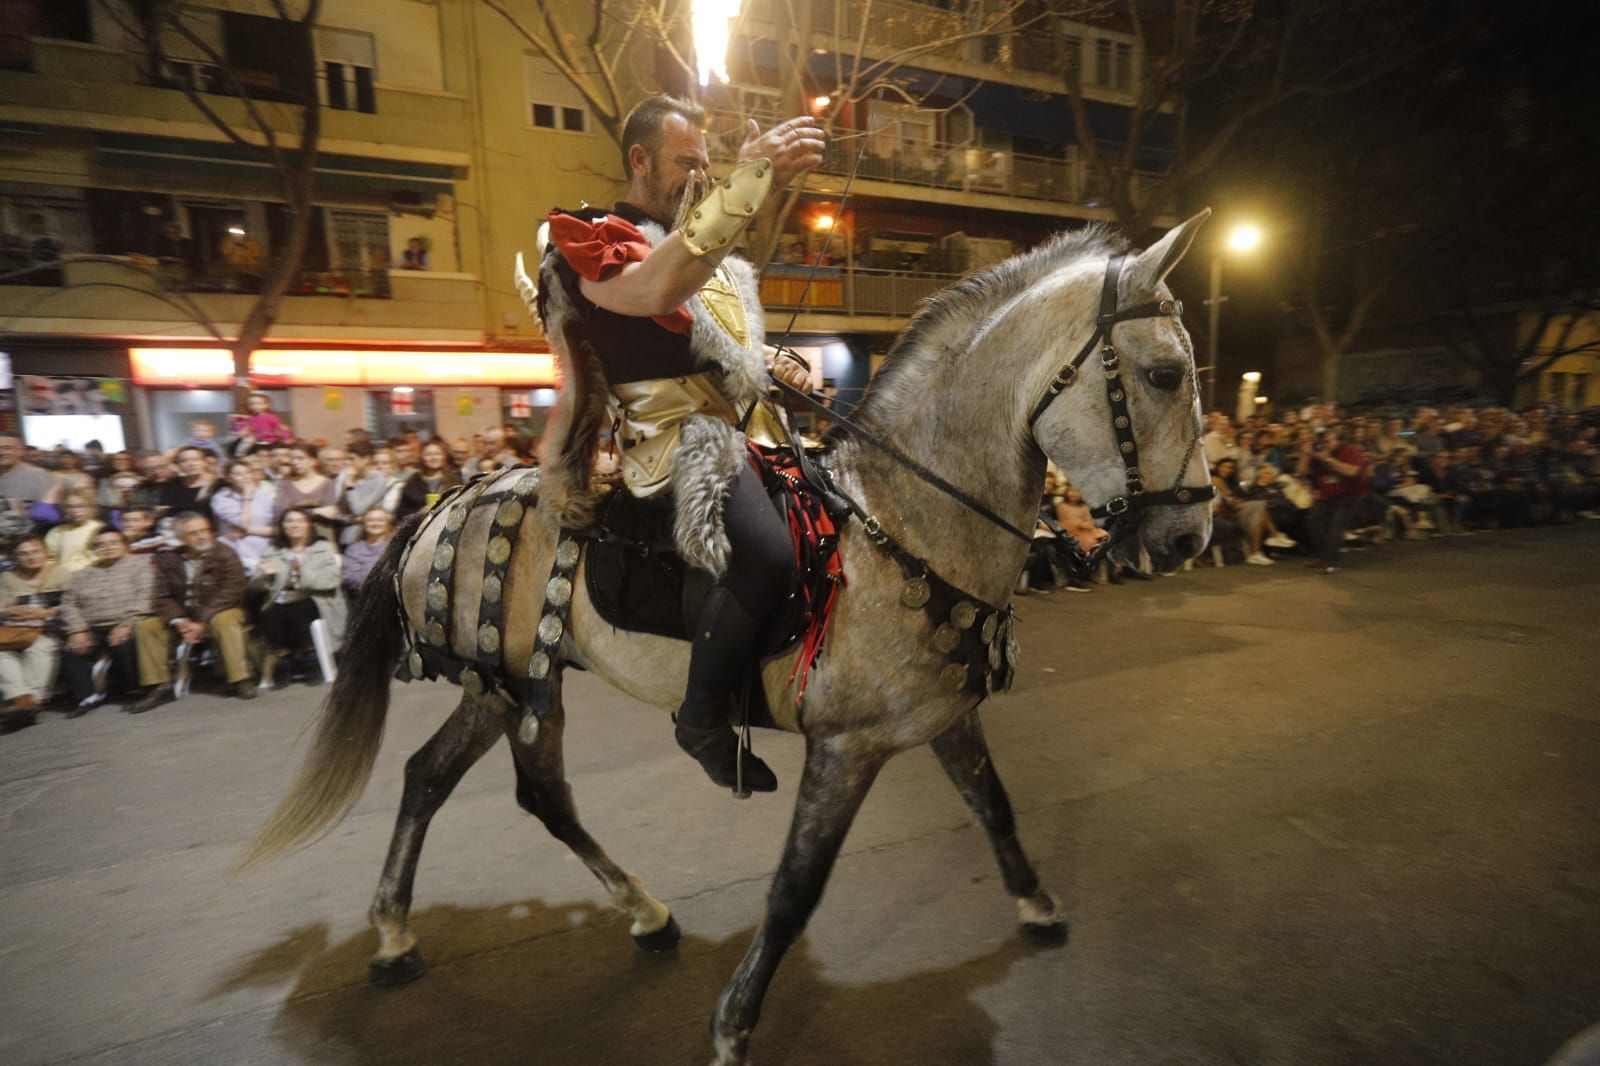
left=812, top=213, right=835, bottom=231
left=1206, top=222, right=1264, bottom=413
left=690, top=0, right=744, bottom=85
left=812, top=95, right=831, bottom=112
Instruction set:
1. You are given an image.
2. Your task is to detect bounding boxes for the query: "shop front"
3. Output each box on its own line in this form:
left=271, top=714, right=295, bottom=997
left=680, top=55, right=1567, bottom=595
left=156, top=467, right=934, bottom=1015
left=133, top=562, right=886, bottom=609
left=128, top=346, right=558, bottom=448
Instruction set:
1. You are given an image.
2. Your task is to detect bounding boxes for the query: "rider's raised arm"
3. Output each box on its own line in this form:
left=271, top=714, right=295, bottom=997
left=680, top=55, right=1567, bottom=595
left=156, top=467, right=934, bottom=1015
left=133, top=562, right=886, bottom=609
left=576, top=228, right=714, bottom=319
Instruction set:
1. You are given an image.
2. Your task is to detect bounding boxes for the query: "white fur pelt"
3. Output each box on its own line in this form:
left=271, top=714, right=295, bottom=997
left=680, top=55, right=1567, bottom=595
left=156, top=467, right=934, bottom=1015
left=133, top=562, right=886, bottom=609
left=524, top=217, right=770, bottom=573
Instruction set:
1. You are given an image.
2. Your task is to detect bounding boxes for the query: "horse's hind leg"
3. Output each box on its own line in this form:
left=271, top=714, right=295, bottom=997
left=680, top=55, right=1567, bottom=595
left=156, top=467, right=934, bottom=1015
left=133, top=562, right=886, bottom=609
left=930, top=710, right=1067, bottom=944
left=369, top=697, right=502, bottom=986
left=712, top=735, right=888, bottom=1066
left=503, top=680, right=678, bottom=950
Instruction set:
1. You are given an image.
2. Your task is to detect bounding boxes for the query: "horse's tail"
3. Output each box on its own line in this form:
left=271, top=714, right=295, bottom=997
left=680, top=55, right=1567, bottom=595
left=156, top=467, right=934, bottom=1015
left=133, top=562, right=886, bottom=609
left=236, top=516, right=419, bottom=871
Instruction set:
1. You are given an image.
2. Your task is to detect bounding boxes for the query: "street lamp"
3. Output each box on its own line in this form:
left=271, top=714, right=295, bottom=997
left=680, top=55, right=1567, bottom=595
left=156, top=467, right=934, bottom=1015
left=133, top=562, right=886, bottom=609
left=1206, top=223, right=1263, bottom=414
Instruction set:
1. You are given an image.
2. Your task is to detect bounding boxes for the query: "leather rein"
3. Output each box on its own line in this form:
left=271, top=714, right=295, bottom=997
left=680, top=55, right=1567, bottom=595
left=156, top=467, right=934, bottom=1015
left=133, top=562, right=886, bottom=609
left=771, top=251, right=1215, bottom=575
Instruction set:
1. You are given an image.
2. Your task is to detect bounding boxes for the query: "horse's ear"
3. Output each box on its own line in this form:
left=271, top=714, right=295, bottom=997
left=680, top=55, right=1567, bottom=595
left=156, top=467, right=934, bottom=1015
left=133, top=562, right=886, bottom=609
left=1125, top=208, right=1211, bottom=293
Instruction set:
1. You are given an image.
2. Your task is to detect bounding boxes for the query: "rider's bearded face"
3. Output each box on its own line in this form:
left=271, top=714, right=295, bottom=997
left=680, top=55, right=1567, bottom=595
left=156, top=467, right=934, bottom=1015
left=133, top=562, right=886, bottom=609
left=637, top=114, right=710, bottom=224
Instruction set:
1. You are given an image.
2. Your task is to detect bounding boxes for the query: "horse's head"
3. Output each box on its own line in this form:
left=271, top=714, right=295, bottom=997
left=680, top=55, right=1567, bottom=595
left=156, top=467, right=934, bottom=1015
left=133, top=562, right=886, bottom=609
left=1027, top=209, right=1214, bottom=572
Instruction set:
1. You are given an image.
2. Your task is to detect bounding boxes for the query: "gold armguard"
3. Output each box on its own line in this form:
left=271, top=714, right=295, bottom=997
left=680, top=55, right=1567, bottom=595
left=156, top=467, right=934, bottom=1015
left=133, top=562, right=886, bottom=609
left=682, top=158, right=774, bottom=258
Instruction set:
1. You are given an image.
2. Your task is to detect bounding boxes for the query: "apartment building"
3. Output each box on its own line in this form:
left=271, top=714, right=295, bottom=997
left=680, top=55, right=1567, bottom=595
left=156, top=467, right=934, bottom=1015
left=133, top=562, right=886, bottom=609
left=0, top=0, right=614, bottom=449
left=0, top=0, right=1174, bottom=447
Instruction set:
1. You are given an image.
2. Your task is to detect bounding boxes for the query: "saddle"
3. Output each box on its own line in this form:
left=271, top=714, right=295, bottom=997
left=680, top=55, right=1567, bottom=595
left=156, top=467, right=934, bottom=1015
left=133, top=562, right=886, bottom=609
left=579, top=445, right=846, bottom=724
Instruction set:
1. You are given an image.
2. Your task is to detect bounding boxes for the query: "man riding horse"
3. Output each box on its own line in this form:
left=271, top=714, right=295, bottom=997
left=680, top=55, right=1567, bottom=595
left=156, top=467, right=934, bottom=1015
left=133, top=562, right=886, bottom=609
left=536, top=96, right=825, bottom=793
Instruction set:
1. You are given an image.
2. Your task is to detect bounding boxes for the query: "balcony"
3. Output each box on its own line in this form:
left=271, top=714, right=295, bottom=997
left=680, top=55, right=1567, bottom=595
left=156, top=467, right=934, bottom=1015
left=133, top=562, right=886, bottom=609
left=761, top=264, right=959, bottom=325
left=0, top=258, right=483, bottom=344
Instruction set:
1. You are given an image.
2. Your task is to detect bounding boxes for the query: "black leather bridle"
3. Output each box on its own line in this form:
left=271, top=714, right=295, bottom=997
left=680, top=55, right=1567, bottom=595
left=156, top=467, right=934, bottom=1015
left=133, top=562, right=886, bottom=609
left=1028, top=252, right=1214, bottom=558
left=773, top=251, right=1214, bottom=571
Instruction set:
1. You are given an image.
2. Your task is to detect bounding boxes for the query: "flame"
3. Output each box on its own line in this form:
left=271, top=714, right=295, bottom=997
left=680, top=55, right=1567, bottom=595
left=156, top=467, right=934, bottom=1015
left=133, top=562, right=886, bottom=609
left=691, top=0, right=743, bottom=85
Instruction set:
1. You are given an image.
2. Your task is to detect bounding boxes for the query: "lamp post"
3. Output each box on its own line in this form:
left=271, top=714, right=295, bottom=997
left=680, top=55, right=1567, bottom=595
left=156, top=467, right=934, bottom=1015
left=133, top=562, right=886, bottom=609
left=1205, top=223, right=1262, bottom=415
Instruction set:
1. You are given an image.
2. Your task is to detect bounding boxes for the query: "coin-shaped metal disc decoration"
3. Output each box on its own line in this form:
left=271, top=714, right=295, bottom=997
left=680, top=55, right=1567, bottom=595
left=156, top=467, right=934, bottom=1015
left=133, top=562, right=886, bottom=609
left=477, top=623, right=501, bottom=655
left=518, top=713, right=540, bottom=745
left=408, top=649, right=424, bottom=679
left=538, top=613, right=565, bottom=646
left=529, top=650, right=551, bottom=679
left=900, top=577, right=931, bottom=609
left=426, top=581, right=448, bottom=613
left=1006, top=634, right=1021, bottom=668
left=555, top=540, right=580, bottom=569
left=433, top=542, right=455, bottom=571
left=486, top=535, right=511, bottom=566
left=940, top=663, right=968, bottom=691
left=426, top=620, right=447, bottom=647
left=446, top=506, right=467, bottom=532
left=482, top=574, right=503, bottom=604
left=950, top=601, right=978, bottom=630
left=988, top=640, right=1002, bottom=671
left=496, top=499, right=525, bottom=528
left=980, top=614, right=999, bottom=644
left=933, top=623, right=960, bottom=654
left=461, top=668, right=484, bottom=696
left=516, top=473, right=540, bottom=498
left=545, top=575, right=572, bottom=607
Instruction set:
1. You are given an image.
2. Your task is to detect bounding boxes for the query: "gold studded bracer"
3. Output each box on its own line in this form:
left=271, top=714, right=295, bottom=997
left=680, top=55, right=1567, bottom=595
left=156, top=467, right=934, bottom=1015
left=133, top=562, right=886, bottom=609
left=681, top=158, right=775, bottom=259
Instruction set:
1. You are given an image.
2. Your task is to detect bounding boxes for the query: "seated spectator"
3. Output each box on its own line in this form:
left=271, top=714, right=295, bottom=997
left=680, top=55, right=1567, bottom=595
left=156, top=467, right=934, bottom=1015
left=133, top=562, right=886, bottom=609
left=342, top=507, right=393, bottom=595
left=1241, top=464, right=1309, bottom=548
left=1052, top=482, right=1105, bottom=590
left=96, top=451, right=143, bottom=510
left=57, top=528, right=155, bottom=714
left=274, top=442, right=337, bottom=521
left=159, top=445, right=219, bottom=515
left=0, top=535, right=69, bottom=723
left=251, top=508, right=346, bottom=687
left=44, top=491, right=104, bottom=571
left=397, top=439, right=461, bottom=518
left=209, top=460, right=276, bottom=573
left=118, top=506, right=166, bottom=553
left=332, top=442, right=388, bottom=545
left=130, top=512, right=255, bottom=711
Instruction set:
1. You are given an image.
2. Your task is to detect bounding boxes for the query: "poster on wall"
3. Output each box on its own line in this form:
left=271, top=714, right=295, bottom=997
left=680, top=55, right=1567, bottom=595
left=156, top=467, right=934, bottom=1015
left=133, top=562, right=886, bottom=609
left=19, top=376, right=130, bottom=416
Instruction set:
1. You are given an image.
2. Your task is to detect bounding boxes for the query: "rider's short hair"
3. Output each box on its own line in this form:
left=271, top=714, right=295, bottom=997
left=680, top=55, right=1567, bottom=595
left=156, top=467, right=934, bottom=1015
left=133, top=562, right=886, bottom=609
left=620, top=95, right=706, bottom=180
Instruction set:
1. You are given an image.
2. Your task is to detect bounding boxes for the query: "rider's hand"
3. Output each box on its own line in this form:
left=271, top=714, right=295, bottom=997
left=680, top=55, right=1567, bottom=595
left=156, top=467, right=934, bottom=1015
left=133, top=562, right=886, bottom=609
left=738, top=117, right=825, bottom=190
left=768, top=349, right=814, bottom=394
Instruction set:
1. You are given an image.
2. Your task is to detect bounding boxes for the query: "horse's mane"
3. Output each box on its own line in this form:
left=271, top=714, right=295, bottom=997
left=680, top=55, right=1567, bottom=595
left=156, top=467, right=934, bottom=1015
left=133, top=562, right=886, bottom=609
left=852, top=224, right=1125, bottom=430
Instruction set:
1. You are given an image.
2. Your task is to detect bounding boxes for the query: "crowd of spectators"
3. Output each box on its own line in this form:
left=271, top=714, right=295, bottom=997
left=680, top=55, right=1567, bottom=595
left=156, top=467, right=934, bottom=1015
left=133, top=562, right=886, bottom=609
left=1023, top=401, right=1600, bottom=593
left=0, top=396, right=540, bottom=730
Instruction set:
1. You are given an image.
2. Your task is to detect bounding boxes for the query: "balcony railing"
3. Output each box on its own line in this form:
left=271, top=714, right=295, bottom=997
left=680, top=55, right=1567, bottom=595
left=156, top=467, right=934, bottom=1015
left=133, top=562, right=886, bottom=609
left=761, top=264, right=960, bottom=319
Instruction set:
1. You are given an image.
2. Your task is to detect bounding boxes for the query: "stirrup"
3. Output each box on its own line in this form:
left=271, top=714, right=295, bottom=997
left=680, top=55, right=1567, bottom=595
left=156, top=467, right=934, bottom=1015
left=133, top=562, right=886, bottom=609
left=672, top=713, right=777, bottom=796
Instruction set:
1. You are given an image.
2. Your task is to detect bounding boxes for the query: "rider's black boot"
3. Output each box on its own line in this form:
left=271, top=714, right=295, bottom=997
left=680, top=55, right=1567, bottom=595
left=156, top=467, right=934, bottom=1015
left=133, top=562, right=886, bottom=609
left=674, top=586, right=778, bottom=794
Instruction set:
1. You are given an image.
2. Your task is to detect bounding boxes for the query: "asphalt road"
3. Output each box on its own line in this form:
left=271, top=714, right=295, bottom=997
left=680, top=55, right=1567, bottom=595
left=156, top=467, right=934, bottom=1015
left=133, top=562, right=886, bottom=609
left=2, top=525, right=1598, bottom=1066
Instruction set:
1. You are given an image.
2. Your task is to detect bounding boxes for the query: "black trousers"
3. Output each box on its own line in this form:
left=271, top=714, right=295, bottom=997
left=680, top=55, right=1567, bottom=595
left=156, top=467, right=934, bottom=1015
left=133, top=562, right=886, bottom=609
left=715, top=464, right=795, bottom=619
left=256, top=598, right=320, bottom=653
left=1309, top=496, right=1357, bottom=567
left=60, top=626, right=141, bottom=703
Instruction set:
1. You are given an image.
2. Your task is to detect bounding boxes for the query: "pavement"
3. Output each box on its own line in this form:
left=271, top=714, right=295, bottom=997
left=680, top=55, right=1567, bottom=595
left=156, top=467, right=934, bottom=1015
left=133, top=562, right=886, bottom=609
left=2, top=524, right=1598, bottom=1066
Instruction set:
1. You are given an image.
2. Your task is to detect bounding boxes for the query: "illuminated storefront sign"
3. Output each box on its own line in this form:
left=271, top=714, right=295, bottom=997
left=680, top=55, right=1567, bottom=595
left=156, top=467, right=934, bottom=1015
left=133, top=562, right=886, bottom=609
left=130, top=348, right=557, bottom=388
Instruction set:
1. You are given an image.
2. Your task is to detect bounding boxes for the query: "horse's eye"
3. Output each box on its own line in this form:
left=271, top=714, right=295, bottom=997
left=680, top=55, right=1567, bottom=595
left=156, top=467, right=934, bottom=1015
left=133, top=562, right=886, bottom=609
left=1146, top=366, right=1184, bottom=392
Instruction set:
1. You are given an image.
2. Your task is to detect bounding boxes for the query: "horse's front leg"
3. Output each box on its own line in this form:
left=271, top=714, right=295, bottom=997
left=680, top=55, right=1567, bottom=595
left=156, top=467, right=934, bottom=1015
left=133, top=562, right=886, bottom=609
left=930, top=710, right=1067, bottom=944
left=369, top=697, right=502, bottom=985
left=711, top=734, right=887, bottom=1066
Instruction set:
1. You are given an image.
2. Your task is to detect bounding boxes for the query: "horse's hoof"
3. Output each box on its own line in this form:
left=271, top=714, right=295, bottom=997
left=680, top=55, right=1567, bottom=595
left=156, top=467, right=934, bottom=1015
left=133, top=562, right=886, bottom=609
left=369, top=946, right=426, bottom=987
left=633, top=914, right=681, bottom=953
left=1019, top=918, right=1070, bottom=948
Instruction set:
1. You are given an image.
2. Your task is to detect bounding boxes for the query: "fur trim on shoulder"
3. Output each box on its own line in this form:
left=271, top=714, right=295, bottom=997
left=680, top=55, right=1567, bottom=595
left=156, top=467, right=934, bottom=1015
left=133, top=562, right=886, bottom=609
left=531, top=248, right=605, bottom=528
left=636, top=220, right=768, bottom=408
left=672, top=415, right=747, bottom=578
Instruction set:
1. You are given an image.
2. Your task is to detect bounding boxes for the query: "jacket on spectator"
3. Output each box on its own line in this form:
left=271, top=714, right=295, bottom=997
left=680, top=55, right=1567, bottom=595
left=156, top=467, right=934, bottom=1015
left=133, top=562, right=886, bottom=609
left=58, top=554, right=154, bottom=633
left=151, top=543, right=246, bottom=625
left=250, top=539, right=347, bottom=645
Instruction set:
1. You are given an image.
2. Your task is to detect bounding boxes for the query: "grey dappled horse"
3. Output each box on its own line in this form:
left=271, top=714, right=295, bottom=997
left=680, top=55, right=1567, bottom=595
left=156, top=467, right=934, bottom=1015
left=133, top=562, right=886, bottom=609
left=243, top=212, right=1215, bottom=1065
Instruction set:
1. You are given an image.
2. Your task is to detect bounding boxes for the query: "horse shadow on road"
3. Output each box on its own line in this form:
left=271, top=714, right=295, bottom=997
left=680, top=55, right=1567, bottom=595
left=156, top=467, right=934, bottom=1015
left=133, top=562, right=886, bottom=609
left=211, top=898, right=1047, bottom=1065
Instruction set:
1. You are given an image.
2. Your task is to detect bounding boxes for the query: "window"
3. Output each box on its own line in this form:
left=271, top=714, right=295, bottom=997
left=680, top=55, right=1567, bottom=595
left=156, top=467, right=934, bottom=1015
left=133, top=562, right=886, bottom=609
left=326, top=209, right=390, bottom=272
left=152, top=7, right=224, bottom=93
left=524, top=55, right=591, bottom=132
left=1092, top=35, right=1134, bottom=92
left=316, top=26, right=377, bottom=113
left=1058, top=27, right=1084, bottom=81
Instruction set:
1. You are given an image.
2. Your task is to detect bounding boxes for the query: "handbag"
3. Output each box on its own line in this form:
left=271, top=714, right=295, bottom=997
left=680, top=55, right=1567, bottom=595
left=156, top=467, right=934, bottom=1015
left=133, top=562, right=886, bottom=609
left=0, top=625, right=41, bottom=652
